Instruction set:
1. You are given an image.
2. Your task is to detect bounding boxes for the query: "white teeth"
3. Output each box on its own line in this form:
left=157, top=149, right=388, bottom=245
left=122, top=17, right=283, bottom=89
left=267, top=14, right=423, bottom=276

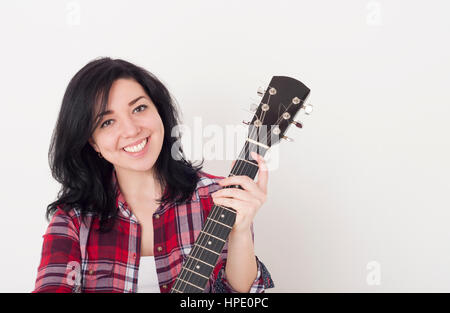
left=123, top=138, right=147, bottom=153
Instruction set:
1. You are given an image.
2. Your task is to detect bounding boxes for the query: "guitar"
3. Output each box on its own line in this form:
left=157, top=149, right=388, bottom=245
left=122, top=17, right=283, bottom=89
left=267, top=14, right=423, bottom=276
left=170, top=76, right=312, bottom=293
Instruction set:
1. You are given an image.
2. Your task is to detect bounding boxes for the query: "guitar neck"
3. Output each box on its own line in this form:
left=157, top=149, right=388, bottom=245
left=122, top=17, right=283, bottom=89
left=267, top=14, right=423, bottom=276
left=170, top=140, right=268, bottom=293
left=170, top=75, right=311, bottom=293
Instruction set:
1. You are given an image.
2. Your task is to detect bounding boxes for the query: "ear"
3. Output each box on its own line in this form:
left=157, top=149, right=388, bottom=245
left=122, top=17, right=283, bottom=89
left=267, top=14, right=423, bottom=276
left=88, top=138, right=99, bottom=153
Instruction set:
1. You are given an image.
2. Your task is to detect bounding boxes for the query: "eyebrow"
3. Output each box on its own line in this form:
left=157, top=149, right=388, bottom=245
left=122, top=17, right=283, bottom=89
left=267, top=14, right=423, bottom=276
left=96, top=95, right=148, bottom=120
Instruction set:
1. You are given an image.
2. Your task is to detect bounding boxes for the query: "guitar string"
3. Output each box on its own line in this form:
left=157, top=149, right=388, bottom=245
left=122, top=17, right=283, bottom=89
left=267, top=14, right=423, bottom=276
left=172, top=91, right=275, bottom=292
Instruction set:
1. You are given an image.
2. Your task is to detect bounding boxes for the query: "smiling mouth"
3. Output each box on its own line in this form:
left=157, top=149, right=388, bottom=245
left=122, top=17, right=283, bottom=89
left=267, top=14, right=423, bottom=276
left=122, top=137, right=148, bottom=153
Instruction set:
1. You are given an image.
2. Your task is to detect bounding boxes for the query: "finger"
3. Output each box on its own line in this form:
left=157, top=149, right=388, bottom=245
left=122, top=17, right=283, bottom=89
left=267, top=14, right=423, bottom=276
left=212, top=196, right=255, bottom=213
left=212, top=187, right=264, bottom=204
left=218, top=175, right=260, bottom=194
left=251, top=151, right=268, bottom=194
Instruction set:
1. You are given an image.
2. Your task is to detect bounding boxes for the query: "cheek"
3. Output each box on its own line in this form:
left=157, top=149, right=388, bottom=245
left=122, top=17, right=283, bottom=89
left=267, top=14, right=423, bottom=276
left=148, top=114, right=164, bottom=136
left=97, top=134, right=119, bottom=153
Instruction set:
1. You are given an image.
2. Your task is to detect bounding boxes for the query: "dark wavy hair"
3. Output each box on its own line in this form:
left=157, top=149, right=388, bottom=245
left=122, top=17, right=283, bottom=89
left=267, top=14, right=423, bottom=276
left=46, top=57, right=203, bottom=232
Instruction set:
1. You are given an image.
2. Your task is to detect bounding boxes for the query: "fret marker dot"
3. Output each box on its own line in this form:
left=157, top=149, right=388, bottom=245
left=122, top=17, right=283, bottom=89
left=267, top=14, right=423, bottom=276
left=208, top=241, right=212, bottom=245
left=196, top=265, right=200, bottom=269
left=221, top=214, right=225, bottom=218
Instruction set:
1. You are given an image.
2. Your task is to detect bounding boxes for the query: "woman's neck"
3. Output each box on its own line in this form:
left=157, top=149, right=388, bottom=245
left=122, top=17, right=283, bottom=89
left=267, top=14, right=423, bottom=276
left=114, top=167, right=163, bottom=204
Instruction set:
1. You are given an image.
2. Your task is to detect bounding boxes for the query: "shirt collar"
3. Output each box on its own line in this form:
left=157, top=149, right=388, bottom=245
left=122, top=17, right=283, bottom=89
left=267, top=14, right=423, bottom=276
left=112, top=169, right=133, bottom=219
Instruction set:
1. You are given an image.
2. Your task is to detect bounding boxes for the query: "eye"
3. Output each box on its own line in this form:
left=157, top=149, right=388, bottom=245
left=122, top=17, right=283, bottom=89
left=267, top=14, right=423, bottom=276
left=99, top=105, right=148, bottom=129
left=134, top=104, right=147, bottom=113
left=100, top=119, right=113, bottom=128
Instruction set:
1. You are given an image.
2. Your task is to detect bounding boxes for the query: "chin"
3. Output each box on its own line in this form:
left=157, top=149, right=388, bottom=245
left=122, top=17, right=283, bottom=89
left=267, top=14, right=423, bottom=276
left=117, top=158, right=157, bottom=173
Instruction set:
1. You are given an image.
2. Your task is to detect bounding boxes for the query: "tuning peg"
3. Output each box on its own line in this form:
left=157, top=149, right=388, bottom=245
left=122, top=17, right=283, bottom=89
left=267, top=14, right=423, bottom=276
left=242, top=120, right=250, bottom=125
left=257, top=86, right=266, bottom=97
left=291, top=120, right=303, bottom=128
left=282, top=135, right=294, bottom=142
left=250, top=102, right=258, bottom=112
left=303, top=103, right=313, bottom=115
left=241, top=100, right=259, bottom=114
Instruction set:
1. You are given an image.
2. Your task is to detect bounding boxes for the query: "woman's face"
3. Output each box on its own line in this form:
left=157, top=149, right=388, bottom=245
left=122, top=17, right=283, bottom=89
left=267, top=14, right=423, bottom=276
left=89, top=78, right=165, bottom=174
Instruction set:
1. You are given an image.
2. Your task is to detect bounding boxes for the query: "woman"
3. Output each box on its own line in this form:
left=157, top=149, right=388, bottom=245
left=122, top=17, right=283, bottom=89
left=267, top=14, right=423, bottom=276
left=33, top=57, right=274, bottom=293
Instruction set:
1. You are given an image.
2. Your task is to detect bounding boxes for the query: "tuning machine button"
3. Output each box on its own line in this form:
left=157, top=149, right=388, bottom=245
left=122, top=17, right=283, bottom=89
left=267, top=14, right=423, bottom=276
left=303, top=103, right=313, bottom=115
left=282, top=135, right=294, bottom=142
left=291, top=120, right=303, bottom=128
left=257, top=86, right=266, bottom=97
left=242, top=120, right=250, bottom=126
left=250, top=102, right=258, bottom=112
left=241, top=101, right=258, bottom=114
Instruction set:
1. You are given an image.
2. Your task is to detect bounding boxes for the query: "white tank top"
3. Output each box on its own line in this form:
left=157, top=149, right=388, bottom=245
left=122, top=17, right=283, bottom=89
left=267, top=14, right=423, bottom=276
left=137, top=256, right=160, bottom=293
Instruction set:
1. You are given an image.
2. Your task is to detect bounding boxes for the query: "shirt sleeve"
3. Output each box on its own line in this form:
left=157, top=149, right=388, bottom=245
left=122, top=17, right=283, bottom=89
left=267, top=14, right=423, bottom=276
left=32, top=208, right=82, bottom=293
left=211, top=255, right=275, bottom=293
left=201, top=174, right=275, bottom=293
left=208, top=224, right=275, bottom=293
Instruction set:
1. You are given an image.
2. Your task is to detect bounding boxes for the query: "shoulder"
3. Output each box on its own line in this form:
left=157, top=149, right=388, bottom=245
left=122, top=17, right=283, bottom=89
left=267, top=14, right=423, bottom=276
left=45, top=205, right=91, bottom=241
left=192, top=170, right=225, bottom=200
left=196, top=170, right=225, bottom=185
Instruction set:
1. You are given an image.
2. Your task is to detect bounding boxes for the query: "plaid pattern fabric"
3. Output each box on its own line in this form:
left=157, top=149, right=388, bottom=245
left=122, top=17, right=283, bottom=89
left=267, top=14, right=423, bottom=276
left=33, top=170, right=274, bottom=293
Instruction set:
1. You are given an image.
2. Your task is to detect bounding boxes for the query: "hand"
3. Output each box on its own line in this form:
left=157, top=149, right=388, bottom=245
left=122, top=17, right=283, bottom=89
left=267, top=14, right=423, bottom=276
left=211, top=151, right=268, bottom=235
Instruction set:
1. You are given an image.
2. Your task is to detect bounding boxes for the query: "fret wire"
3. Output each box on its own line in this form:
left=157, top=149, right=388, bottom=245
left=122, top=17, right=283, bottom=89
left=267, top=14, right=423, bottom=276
left=207, top=217, right=233, bottom=229
left=246, top=138, right=269, bottom=150
left=177, top=278, right=204, bottom=291
left=200, top=230, right=226, bottom=243
left=183, top=267, right=210, bottom=280
left=213, top=204, right=236, bottom=215
left=237, top=158, right=259, bottom=167
left=194, top=244, right=221, bottom=256
left=186, top=255, right=215, bottom=268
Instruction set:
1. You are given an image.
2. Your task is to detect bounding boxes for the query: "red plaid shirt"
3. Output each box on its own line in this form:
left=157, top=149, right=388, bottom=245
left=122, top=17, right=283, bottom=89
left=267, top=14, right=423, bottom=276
left=33, top=170, right=274, bottom=293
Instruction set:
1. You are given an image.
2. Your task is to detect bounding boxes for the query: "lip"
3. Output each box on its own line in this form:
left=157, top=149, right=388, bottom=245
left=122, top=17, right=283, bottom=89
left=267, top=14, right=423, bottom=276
left=122, top=136, right=150, bottom=158
left=122, top=137, right=148, bottom=149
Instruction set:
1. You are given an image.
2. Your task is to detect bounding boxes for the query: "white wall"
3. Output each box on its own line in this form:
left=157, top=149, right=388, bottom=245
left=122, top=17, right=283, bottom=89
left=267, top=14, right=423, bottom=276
left=0, top=0, right=449, bottom=292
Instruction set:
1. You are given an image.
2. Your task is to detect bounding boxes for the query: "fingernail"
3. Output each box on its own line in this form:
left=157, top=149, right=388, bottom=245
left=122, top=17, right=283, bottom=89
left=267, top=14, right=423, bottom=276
left=250, top=151, right=258, bottom=160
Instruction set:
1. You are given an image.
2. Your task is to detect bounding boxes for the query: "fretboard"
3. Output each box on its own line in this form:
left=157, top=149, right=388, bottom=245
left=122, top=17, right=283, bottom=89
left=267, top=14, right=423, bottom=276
left=170, top=139, right=268, bottom=293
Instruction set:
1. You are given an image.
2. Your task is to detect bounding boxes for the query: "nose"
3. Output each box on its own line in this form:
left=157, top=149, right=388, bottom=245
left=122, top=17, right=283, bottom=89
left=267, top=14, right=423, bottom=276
left=120, top=117, right=141, bottom=138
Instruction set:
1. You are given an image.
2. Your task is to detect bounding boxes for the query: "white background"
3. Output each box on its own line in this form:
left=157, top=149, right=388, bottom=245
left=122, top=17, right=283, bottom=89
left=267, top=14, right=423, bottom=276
left=0, top=0, right=449, bottom=292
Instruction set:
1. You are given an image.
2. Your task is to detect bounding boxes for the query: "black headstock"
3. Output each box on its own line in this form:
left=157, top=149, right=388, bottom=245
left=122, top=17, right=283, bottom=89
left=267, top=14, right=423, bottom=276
left=248, top=76, right=311, bottom=147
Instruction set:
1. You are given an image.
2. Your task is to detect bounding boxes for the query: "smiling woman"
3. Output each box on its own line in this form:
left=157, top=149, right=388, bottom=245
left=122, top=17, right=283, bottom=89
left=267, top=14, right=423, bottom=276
left=44, top=57, right=201, bottom=233
left=32, top=57, right=274, bottom=293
